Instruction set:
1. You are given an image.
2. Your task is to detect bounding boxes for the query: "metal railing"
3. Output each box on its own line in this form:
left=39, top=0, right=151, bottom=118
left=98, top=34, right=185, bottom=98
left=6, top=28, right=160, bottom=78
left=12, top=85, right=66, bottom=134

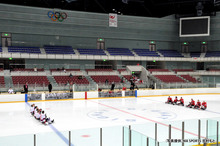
left=0, top=118, right=219, bottom=146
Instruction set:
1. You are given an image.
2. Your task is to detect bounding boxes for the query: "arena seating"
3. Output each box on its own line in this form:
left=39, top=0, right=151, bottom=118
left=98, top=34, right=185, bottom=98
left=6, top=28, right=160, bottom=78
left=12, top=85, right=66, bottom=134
left=133, top=49, right=160, bottom=57
left=190, top=52, right=201, bottom=57
left=172, top=69, right=194, bottom=73
left=107, top=48, right=134, bottom=56
left=50, top=69, right=80, bottom=72
left=148, top=69, right=170, bottom=73
left=158, top=50, right=183, bottom=57
left=13, top=68, right=44, bottom=71
left=0, top=76, right=5, bottom=86
left=86, top=69, right=113, bottom=72
left=118, top=69, right=127, bottom=73
left=44, top=45, right=75, bottom=54
left=154, top=75, right=186, bottom=83
left=54, top=76, right=89, bottom=84
left=12, top=76, right=49, bottom=85
left=208, top=69, right=220, bottom=71
left=180, top=75, right=198, bottom=83
left=77, top=48, right=106, bottom=55
left=91, top=75, right=121, bottom=83
left=8, top=46, right=41, bottom=54
left=205, top=51, right=220, bottom=57
left=123, top=75, right=132, bottom=81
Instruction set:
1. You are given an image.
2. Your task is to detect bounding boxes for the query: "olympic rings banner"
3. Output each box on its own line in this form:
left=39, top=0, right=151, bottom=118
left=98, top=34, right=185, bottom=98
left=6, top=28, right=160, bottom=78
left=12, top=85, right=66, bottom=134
left=48, top=11, right=67, bottom=22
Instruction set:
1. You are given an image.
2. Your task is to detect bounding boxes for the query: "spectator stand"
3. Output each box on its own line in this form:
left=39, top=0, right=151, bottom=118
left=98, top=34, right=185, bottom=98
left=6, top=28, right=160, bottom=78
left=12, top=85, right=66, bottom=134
left=77, top=48, right=107, bottom=56
left=44, top=45, right=75, bottom=54
left=8, top=46, right=41, bottom=54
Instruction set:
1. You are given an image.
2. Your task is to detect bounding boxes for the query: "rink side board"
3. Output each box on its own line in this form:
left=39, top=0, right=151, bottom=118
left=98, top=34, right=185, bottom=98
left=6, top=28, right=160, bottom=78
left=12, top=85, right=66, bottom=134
left=1, top=88, right=220, bottom=103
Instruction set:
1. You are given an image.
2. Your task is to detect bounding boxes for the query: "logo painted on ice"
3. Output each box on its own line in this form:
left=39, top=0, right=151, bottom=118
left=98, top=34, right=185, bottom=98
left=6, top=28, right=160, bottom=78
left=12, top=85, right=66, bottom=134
left=87, top=108, right=177, bottom=123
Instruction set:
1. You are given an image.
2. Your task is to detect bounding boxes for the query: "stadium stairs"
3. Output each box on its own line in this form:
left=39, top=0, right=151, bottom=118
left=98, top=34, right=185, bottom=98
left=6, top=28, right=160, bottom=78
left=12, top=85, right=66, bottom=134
left=2, top=47, right=8, bottom=53
left=40, top=48, right=46, bottom=54
left=170, top=69, right=189, bottom=82
left=73, top=49, right=80, bottom=55
left=131, top=50, right=138, bottom=56
left=81, top=70, right=96, bottom=85
left=156, top=51, right=164, bottom=57
left=4, top=70, right=12, bottom=88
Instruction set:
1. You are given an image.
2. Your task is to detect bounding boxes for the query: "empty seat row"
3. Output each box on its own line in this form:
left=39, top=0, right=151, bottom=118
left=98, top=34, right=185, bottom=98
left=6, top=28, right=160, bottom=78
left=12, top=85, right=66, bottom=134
left=205, top=51, right=220, bottom=57
left=8, top=46, right=41, bottom=54
left=148, top=69, right=170, bottom=73
left=107, top=48, right=134, bottom=56
left=133, top=49, right=160, bottom=57
left=91, top=75, right=121, bottom=83
left=180, top=75, right=198, bottom=83
left=12, top=76, right=49, bottom=85
left=86, top=69, right=113, bottom=72
left=44, top=45, right=75, bottom=54
left=54, top=76, right=89, bottom=84
left=77, top=48, right=106, bottom=55
left=158, top=50, right=183, bottom=57
left=154, top=75, right=186, bottom=83
left=172, top=69, right=194, bottom=72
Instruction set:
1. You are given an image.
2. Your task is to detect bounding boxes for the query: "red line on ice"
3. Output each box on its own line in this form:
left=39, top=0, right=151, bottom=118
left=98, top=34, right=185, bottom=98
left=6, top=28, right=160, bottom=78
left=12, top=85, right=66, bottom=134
left=90, top=100, right=206, bottom=139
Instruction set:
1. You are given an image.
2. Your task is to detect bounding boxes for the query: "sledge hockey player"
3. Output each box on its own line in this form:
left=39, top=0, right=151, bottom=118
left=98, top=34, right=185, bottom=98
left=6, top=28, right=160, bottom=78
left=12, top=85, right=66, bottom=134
left=173, top=96, right=178, bottom=105
left=34, top=109, right=41, bottom=120
left=40, top=111, right=46, bottom=122
left=41, top=117, right=54, bottom=125
left=186, top=98, right=195, bottom=108
left=40, top=111, right=54, bottom=125
left=178, top=97, right=184, bottom=106
left=201, top=101, right=207, bottom=110
left=30, top=104, right=35, bottom=115
left=166, top=96, right=173, bottom=104
left=194, top=100, right=201, bottom=109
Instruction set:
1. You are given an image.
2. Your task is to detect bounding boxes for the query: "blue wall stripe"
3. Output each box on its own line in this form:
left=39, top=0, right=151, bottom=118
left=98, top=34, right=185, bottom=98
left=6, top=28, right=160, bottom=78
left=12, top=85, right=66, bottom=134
left=25, top=94, right=28, bottom=102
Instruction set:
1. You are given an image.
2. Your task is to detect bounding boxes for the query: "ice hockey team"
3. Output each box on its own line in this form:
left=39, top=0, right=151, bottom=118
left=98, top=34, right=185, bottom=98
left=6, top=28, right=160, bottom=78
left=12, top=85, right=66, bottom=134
left=165, top=96, right=207, bottom=110
left=30, top=104, right=54, bottom=125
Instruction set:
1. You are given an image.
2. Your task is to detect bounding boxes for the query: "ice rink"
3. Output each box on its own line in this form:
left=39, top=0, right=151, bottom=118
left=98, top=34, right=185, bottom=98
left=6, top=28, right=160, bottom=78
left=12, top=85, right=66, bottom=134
left=0, top=94, right=220, bottom=146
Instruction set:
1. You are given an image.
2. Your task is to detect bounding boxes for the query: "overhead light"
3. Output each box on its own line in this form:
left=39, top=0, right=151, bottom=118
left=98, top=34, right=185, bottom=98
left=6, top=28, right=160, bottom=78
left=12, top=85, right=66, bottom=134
left=65, top=0, right=77, bottom=3
left=122, top=0, right=128, bottom=4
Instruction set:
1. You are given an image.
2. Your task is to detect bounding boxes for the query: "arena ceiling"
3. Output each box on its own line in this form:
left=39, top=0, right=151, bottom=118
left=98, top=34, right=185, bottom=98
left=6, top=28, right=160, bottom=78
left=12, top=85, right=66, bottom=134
left=1, top=0, right=220, bottom=18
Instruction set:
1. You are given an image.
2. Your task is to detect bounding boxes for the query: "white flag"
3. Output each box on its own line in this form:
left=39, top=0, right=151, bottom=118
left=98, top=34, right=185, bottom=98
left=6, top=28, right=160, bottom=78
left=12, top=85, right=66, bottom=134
left=109, top=13, right=118, bottom=27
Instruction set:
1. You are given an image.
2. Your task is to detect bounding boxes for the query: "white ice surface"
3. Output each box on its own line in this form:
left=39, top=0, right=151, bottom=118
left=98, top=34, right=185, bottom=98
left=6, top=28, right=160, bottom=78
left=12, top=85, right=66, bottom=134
left=0, top=94, right=220, bottom=146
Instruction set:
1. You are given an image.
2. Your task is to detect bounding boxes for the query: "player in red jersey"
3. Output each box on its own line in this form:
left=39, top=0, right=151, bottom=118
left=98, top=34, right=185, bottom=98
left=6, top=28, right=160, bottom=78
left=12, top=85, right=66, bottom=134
left=194, top=100, right=201, bottom=109
left=201, top=101, right=207, bottom=110
left=173, top=96, right=178, bottom=105
left=186, top=98, right=195, bottom=108
left=165, top=96, right=173, bottom=104
left=178, top=97, right=184, bottom=106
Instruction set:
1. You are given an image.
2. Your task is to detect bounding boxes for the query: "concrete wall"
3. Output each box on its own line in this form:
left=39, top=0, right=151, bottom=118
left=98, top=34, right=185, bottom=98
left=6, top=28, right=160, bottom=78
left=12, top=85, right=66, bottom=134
left=165, top=62, right=197, bottom=70
left=25, top=59, right=95, bottom=69
left=179, top=12, right=220, bottom=52
left=0, top=4, right=178, bottom=50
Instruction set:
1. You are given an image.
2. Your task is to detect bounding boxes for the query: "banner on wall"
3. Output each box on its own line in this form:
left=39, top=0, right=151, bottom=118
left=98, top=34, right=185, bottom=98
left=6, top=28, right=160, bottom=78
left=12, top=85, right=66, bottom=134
left=28, top=94, right=42, bottom=101
left=45, top=92, right=73, bottom=100
left=109, top=13, right=118, bottom=27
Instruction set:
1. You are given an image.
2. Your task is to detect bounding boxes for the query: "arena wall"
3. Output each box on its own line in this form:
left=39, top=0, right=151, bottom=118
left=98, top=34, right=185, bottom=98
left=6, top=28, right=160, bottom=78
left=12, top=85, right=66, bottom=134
left=179, top=12, right=220, bottom=52
left=0, top=4, right=178, bottom=49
